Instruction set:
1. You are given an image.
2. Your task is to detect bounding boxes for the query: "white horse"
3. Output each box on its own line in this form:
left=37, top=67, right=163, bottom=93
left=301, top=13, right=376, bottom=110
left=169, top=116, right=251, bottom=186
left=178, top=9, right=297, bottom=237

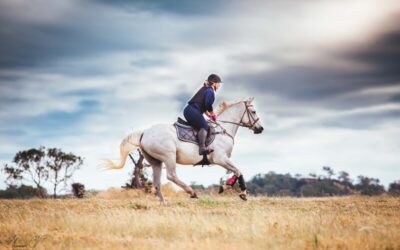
left=105, top=97, right=264, bottom=201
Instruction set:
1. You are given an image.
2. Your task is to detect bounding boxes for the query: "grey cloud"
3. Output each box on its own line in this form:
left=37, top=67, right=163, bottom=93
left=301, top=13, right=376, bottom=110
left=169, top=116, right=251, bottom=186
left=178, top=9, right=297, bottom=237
left=92, top=0, right=229, bottom=16
left=0, top=19, right=144, bottom=70
left=230, top=23, right=400, bottom=110
left=0, top=129, right=26, bottom=137
left=0, top=1, right=175, bottom=72
left=232, top=65, right=360, bottom=100
left=60, top=89, right=106, bottom=98
left=320, top=110, right=400, bottom=129
left=347, top=26, right=400, bottom=74
left=341, top=23, right=400, bottom=87
left=173, top=90, right=192, bottom=107
left=130, top=57, right=167, bottom=69
left=390, top=94, right=400, bottom=103
left=0, top=0, right=245, bottom=73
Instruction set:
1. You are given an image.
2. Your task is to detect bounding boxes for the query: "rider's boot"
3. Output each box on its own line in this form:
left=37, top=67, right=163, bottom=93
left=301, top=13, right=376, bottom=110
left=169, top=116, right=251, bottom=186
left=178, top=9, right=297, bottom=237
left=198, top=128, right=212, bottom=155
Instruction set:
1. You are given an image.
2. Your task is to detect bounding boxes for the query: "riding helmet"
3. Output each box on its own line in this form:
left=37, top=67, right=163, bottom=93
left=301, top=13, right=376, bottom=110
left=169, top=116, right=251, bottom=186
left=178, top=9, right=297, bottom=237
left=207, top=74, right=222, bottom=84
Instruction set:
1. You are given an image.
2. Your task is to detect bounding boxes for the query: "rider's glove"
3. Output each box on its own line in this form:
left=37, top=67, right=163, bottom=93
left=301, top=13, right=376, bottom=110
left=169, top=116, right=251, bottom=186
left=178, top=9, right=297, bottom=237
left=210, top=114, right=217, bottom=122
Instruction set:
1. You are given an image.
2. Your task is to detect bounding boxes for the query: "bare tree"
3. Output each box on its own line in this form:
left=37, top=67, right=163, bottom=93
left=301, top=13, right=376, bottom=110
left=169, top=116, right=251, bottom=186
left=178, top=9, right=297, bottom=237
left=46, top=148, right=83, bottom=198
left=338, top=171, right=352, bottom=184
left=355, top=175, right=385, bottom=195
left=309, top=172, right=317, bottom=178
left=322, top=166, right=335, bottom=179
left=388, top=181, right=400, bottom=196
left=2, top=147, right=48, bottom=197
left=126, top=150, right=148, bottom=188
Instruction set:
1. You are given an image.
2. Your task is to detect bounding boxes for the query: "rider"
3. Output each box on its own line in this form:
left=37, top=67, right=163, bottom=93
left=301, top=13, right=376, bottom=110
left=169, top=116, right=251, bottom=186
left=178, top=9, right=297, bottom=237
left=184, top=74, right=222, bottom=155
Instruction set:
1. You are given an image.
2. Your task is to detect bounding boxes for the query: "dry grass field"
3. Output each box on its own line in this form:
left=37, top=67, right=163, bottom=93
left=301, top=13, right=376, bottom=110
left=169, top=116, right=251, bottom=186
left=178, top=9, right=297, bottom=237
left=0, top=188, right=399, bottom=250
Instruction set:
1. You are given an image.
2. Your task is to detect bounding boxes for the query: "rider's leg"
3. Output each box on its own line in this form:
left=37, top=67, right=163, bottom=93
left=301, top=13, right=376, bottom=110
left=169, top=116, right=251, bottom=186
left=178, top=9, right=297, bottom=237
left=198, top=117, right=213, bottom=155
left=184, top=105, right=212, bottom=155
left=164, top=156, right=197, bottom=198
left=198, top=128, right=209, bottom=155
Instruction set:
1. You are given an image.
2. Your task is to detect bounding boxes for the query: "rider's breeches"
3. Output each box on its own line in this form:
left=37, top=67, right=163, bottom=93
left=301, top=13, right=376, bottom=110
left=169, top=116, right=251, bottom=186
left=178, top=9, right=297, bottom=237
left=183, top=104, right=209, bottom=131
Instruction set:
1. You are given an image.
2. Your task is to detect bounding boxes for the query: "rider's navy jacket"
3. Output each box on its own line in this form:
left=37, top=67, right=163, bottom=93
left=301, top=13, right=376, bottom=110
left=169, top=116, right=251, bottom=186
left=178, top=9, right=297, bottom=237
left=188, top=86, right=215, bottom=113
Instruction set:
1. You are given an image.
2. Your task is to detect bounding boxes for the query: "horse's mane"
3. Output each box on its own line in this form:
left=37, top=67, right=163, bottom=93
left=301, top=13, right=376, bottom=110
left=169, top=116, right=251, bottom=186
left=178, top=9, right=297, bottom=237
left=216, top=99, right=244, bottom=115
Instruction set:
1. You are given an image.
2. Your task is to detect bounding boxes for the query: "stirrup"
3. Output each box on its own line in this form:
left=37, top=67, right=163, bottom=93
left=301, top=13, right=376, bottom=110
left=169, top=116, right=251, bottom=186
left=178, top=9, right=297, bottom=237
left=199, top=148, right=214, bottom=155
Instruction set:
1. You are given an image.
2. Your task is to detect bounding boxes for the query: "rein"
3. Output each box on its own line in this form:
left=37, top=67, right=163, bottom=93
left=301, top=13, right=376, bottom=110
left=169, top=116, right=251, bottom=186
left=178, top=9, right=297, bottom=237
left=209, top=121, right=235, bottom=143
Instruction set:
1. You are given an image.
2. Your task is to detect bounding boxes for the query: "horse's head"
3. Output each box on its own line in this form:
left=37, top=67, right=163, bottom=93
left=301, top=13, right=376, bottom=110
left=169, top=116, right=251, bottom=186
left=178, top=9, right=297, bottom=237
left=241, top=97, right=264, bottom=134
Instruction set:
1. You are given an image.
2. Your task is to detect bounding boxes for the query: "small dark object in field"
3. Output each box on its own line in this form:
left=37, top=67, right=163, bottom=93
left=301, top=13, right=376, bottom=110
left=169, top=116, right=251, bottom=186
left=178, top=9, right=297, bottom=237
left=218, top=185, right=224, bottom=194
left=72, top=183, right=85, bottom=198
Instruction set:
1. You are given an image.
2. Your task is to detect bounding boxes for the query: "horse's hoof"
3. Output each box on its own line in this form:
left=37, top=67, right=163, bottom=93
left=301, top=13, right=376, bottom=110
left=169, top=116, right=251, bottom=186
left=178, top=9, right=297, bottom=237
left=190, top=193, right=198, bottom=199
left=239, top=194, right=247, bottom=201
left=218, top=185, right=224, bottom=194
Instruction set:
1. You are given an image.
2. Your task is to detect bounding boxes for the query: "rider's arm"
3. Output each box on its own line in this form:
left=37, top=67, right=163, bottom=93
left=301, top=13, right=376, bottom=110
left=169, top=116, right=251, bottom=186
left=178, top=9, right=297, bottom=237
left=204, top=89, right=217, bottom=121
left=204, top=88, right=215, bottom=113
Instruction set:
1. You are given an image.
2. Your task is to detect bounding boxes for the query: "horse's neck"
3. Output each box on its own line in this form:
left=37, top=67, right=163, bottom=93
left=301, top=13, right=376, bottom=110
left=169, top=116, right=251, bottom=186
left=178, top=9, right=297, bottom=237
left=218, top=103, right=245, bottom=138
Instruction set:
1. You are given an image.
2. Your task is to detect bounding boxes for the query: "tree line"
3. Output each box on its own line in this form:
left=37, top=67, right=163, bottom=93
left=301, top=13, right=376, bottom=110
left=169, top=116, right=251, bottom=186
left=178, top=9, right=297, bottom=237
left=245, top=166, right=400, bottom=197
left=1, top=148, right=399, bottom=198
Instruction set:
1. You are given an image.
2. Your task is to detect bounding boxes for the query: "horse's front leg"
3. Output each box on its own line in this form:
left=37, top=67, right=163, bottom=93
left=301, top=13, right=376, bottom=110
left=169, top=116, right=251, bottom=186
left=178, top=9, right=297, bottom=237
left=213, top=155, right=248, bottom=201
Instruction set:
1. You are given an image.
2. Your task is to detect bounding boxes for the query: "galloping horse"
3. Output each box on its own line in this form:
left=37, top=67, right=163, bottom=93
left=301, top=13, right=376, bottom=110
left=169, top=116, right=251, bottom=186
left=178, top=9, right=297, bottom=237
left=105, top=97, right=264, bottom=201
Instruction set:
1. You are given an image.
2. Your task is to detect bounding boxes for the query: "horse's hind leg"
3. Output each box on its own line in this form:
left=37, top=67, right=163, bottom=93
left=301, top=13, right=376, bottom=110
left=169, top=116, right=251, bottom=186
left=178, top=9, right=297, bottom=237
left=152, top=164, right=164, bottom=203
left=141, top=149, right=164, bottom=202
left=164, top=157, right=197, bottom=198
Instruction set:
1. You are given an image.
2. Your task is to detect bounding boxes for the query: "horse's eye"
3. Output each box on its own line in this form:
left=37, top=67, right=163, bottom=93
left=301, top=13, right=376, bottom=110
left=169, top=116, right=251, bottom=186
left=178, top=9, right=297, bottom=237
left=252, top=111, right=256, bottom=114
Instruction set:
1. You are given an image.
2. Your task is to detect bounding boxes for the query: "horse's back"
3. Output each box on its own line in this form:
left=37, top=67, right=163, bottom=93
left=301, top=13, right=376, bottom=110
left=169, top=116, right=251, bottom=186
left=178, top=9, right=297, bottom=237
left=141, top=123, right=176, bottom=146
left=140, top=123, right=203, bottom=165
left=140, top=124, right=176, bottom=161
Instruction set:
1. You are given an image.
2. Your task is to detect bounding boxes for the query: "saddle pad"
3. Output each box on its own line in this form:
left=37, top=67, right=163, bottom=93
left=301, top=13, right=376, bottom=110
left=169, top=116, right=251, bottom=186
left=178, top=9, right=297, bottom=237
left=174, top=122, right=216, bottom=147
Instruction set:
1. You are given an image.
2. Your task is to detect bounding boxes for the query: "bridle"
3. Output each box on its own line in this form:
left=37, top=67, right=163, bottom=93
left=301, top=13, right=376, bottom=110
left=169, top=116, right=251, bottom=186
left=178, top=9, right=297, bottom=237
left=209, top=102, right=260, bottom=143
left=218, top=102, right=260, bottom=129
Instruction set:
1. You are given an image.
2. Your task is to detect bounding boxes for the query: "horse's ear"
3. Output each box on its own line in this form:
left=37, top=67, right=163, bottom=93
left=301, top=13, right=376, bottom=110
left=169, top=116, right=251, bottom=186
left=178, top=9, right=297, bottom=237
left=218, top=101, right=227, bottom=111
left=246, top=97, right=254, bottom=104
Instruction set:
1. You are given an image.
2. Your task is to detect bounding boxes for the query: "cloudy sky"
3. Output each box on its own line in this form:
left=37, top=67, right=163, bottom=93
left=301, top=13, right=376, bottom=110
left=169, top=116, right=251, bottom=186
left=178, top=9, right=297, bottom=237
left=0, top=0, right=399, bottom=192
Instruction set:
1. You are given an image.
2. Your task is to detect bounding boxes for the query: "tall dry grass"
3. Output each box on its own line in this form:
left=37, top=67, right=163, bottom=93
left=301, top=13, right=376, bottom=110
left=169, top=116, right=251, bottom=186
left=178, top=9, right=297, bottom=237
left=0, top=188, right=399, bottom=250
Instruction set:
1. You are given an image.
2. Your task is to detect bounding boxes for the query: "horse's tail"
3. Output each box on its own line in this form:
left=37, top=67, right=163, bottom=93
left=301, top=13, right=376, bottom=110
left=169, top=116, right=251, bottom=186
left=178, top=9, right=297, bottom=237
left=104, top=131, right=143, bottom=170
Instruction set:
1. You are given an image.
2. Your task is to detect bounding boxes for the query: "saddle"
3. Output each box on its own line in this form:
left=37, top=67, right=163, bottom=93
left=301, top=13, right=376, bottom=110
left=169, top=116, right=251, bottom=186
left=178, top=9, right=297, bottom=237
left=174, top=117, right=216, bottom=147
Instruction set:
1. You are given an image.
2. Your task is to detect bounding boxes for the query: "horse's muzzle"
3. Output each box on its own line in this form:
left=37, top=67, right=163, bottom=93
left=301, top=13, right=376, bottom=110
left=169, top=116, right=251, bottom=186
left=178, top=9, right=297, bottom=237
left=254, top=126, right=264, bottom=134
